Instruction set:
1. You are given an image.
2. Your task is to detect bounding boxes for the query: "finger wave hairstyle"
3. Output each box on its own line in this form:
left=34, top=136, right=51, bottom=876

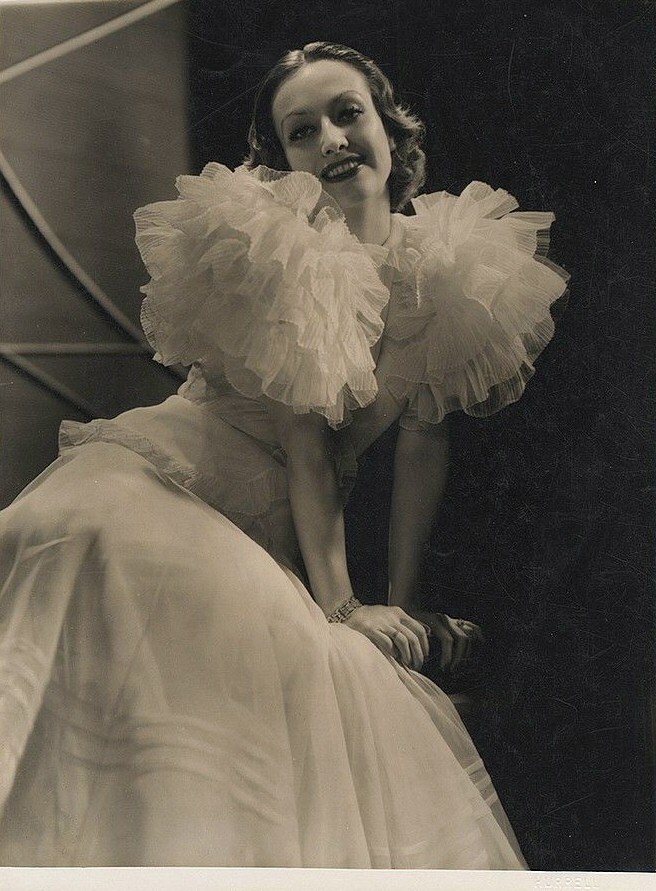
left=244, top=42, right=426, bottom=212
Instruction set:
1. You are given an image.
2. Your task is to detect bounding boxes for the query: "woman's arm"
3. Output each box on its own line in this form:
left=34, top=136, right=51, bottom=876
left=265, top=398, right=430, bottom=669
left=388, top=421, right=480, bottom=671
left=388, top=421, right=450, bottom=612
left=265, top=399, right=353, bottom=616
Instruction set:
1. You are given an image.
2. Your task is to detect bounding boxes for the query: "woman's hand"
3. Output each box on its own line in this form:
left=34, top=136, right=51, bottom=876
left=409, top=609, right=484, bottom=673
left=344, top=605, right=431, bottom=671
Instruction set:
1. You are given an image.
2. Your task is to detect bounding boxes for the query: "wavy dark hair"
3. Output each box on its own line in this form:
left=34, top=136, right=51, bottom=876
left=244, top=42, right=426, bottom=212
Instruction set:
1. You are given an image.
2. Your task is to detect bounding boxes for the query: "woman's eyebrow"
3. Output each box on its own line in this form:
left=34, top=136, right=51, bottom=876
left=282, top=91, right=364, bottom=126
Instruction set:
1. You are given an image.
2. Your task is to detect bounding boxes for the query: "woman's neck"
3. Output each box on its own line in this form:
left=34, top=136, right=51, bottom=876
left=342, top=196, right=392, bottom=245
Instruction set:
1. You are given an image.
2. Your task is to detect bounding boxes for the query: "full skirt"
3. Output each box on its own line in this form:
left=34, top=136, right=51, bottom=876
left=0, top=442, right=525, bottom=868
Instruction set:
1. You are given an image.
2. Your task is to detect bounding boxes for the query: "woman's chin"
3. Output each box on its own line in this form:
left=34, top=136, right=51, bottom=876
left=321, top=177, right=389, bottom=213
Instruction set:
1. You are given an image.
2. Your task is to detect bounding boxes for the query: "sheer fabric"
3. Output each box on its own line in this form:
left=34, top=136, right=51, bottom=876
left=0, top=442, right=525, bottom=867
left=0, top=166, right=569, bottom=866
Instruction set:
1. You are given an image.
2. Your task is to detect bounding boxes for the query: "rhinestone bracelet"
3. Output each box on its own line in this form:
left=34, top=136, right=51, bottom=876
left=326, top=595, right=363, bottom=623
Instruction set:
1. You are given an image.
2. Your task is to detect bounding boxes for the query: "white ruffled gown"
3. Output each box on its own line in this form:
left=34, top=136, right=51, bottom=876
left=0, top=165, right=568, bottom=868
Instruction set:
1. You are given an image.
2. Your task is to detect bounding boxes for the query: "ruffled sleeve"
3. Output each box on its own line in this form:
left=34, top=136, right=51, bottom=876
left=134, top=163, right=390, bottom=427
left=381, top=181, right=570, bottom=428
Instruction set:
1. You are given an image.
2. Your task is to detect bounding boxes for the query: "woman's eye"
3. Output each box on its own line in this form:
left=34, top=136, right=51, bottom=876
left=339, top=106, right=364, bottom=122
left=289, top=124, right=314, bottom=142
left=287, top=107, right=363, bottom=142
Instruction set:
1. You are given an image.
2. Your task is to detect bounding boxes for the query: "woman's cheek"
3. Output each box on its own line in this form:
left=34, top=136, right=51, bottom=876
left=286, top=147, right=312, bottom=173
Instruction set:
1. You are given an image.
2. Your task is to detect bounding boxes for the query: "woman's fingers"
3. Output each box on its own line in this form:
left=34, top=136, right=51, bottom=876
left=389, top=628, right=413, bottom=667
left=368, top=630, right=396, bottom=659
left=400, top=628, right=425, bottom=670
left=460, top=620, right=485, bottom=643
left=387, top=609, right=429, bottom=669
left=374, top=623, right=424, bottom=671
left=343, top=605, right=485, bottom=672
left=439, top=616, right=486, bottom=671
left=434, top=622, right=454, bottom=671
left=447, top=620, right=470, bottom=671
left=398, top=614, right=431, bottom=661
left=368, top=629, right=419, bottom=671
left=428, top=614, right=466, bottom=671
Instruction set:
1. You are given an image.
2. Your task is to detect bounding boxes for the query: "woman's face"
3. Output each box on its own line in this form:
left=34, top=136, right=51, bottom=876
left=271, top=59, right=394, bottom=212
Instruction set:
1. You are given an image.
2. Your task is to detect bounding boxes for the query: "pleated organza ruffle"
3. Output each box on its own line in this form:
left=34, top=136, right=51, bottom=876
left=135, top=164, right=390, bottom=427
left=136, top=165, right=568, bottom=434
left=380, top=182, right=570, bottom=427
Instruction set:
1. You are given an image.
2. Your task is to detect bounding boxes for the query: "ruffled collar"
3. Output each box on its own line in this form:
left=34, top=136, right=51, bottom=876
left=360, top=213, right=426, bottom=313
left=247, top=163, right=412, bottom=268
left=240, top=165, right=547, bottom=310
left=136, top=161, right=568, bottom=430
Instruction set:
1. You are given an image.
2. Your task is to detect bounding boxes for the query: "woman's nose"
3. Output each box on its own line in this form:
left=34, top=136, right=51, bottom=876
left=320, top=119, right=348, bottom=156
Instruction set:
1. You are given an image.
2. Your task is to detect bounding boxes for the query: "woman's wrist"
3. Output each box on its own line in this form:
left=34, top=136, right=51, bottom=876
left=387, top=581, right=420, bottom=611
left=326, top=595, right=363, bottom=623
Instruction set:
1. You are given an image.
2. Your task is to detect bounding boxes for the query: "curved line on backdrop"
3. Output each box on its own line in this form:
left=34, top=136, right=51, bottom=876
left=0, top=148, right=146, bottom=343
left=0, top=344, right=166, bottom=420
left=0, top=343, right=151, bottom=356
left=0, top=148, right=185, bottom=383
left=0, top=352, right=105, bottom=420
left=0, top=0, right=185, bottom=87
left=0, top=0, right=187, bottom=408
left=0, top=150, right=186, bottom=380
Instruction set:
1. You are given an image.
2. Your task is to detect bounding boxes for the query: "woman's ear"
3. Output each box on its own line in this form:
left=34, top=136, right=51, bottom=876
left=388, top=134, right=397, bottom=152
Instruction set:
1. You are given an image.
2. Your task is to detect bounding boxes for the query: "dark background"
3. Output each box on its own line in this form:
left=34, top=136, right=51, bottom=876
left=1, top=0, right=652, bottom=874
left=187, top=0, right=655, bottom=872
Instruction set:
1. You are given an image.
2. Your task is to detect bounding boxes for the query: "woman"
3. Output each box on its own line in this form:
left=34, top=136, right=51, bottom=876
left=0, top=42, right=568, bottom=867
